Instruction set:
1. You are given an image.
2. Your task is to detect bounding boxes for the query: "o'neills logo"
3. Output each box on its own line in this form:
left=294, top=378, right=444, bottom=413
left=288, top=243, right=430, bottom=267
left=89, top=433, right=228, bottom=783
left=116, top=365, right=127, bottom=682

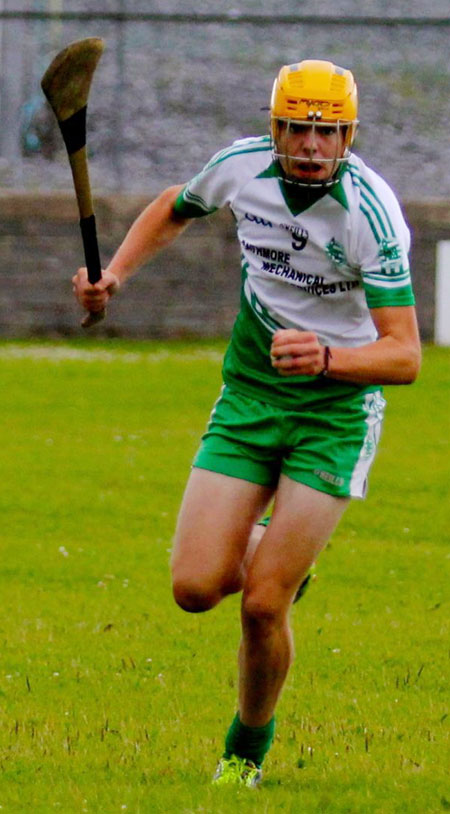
left=301, top=99, right=330, bottom=109
left=281, top=223, right=309, bottom=251
left=290, top=226, right=308, bottom=251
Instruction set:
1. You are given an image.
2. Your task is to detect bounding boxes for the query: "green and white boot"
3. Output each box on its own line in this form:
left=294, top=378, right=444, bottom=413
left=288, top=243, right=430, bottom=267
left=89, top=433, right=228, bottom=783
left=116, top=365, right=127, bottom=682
left=213, top=755, right=262, bottom=787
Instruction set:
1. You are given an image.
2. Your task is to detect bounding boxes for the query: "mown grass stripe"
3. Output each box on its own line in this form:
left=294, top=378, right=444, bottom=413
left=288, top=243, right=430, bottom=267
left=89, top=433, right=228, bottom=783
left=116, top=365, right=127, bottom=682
left=0, top=343, right=223, bottom=364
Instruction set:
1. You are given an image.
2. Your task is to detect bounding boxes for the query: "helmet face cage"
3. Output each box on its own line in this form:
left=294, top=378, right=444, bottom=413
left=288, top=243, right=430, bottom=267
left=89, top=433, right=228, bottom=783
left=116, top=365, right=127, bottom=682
left=270, top=60, right=359, bottom=187
left=271, top=115, right=356, bottom=188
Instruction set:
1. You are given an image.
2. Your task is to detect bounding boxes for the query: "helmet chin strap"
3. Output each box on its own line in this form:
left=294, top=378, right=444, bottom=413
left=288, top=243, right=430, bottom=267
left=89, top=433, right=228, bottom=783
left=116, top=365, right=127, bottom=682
left=279, top=170, right=341, bottom=190
left=281, top=155, right=346, bottom=189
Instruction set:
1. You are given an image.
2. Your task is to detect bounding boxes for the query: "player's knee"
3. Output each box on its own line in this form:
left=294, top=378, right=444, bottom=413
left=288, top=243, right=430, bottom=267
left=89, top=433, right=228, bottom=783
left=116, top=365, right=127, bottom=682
left=172, top=571, right=231, bottom=613
left=242, top=582, right=286, bottom=632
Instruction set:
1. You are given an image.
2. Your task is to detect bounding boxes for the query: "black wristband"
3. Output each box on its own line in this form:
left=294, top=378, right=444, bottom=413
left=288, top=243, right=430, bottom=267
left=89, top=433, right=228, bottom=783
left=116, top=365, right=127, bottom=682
left=321, top=345, right=332, bottom=377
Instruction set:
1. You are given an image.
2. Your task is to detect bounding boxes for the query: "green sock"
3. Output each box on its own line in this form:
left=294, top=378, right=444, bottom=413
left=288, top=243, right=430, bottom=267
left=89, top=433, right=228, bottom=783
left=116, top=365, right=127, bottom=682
left=224, top=712, right=276, bottom=768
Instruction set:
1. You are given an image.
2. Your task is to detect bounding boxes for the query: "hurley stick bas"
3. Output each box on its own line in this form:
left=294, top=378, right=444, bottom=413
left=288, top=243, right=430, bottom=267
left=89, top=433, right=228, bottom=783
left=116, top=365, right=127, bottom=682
left=41, top=37, right=106, bottom=327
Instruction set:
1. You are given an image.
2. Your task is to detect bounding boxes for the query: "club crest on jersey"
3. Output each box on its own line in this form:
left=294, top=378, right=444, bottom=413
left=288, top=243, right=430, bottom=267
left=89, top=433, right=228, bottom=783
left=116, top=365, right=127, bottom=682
left=378, top=239, right=404, bottom=276
left=326, top=237, right=348, bottom=268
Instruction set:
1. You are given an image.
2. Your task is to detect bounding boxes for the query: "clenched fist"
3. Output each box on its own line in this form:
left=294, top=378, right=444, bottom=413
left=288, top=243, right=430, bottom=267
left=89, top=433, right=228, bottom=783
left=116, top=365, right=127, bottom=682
left=270, top=329, right=327, bottom=377
left=72, top=267, right=120, bottom=314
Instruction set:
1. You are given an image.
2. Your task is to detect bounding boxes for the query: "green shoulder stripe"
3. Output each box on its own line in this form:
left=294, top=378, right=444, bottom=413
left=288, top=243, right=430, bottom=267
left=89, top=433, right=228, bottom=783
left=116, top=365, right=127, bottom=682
left=204, top=136, right=272, bottom=172
left=360, top=200, right=387, bottom=243
left=348, top=163, right=397, bottom=242
left=173, top=187, right=217, bottom=219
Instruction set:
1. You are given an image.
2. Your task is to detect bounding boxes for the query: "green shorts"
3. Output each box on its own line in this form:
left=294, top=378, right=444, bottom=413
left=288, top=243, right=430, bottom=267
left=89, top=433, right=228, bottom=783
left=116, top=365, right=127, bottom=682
left=193, top=385, right=386, bottom=498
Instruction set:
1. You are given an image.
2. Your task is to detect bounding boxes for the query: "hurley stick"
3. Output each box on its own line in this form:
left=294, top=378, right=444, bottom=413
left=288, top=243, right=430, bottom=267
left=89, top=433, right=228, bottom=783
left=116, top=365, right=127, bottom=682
left=41, top=37, right=106, bottom=327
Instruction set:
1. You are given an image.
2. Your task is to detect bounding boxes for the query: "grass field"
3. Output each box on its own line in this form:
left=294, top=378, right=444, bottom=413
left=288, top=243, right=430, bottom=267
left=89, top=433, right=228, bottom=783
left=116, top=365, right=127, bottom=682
left=0, top=339, right=448, bottom=813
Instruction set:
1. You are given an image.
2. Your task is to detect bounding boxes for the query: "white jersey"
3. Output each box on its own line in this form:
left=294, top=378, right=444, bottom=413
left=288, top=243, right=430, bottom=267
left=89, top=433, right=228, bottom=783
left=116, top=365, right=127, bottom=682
left=174, top=135, right=415, bottom=408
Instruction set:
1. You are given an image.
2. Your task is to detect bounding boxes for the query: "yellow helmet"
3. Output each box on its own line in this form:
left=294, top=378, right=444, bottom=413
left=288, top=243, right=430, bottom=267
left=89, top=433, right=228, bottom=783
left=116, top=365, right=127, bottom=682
left=270, top=59, right=359, bottom=186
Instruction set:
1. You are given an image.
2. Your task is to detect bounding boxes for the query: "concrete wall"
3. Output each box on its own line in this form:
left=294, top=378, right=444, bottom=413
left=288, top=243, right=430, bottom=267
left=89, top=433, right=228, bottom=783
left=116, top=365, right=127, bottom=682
left=0, top=192, right=448, bottom=341
left=3, top=11, right=450, bottom=204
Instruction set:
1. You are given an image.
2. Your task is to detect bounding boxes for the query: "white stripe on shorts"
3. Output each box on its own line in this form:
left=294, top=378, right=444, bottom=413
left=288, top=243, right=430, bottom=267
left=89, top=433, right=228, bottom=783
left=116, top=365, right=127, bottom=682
left=350, top=390, right=386, bottom=499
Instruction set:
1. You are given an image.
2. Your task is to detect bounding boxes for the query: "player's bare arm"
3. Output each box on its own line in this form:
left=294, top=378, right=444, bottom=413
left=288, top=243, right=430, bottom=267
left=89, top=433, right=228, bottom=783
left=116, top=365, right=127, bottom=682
left=270, top=305, right=421, bottom=385
left=72, top=184, right=190, bottom=313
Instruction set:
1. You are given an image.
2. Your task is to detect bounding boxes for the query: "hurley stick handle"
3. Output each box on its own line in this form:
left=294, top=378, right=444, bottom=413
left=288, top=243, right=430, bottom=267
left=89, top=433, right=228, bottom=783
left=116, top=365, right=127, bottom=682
left=79, top=213, right=104, bottom=327
left=41, top=38, right=106, bottom=327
